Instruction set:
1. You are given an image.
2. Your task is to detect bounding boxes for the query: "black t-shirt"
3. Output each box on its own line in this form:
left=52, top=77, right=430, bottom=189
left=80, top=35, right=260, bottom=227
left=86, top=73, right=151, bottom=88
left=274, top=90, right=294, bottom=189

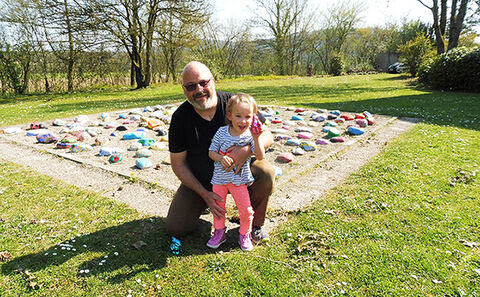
left=169, top=91, right=234, bottom=189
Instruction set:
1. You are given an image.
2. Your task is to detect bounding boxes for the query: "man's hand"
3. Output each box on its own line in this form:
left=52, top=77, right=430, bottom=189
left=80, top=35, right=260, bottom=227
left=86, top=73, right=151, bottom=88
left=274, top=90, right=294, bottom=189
left=224, top=145, right=250, bottom=174
left=204, top=191, right=226, bottom=219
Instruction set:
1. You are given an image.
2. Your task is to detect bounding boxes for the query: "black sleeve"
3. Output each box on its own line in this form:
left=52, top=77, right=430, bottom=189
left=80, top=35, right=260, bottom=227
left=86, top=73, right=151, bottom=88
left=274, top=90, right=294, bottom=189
left=168, top=107, right=187, bottom=153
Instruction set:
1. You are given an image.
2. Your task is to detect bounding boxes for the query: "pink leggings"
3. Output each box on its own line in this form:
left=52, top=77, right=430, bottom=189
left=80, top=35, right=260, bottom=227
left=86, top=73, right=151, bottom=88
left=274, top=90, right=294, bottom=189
left=212, top=183, right=254, bottom=235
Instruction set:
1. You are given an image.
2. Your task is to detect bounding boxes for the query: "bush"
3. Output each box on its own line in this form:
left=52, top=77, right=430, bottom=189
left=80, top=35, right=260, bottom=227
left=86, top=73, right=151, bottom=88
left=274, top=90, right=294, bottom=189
left=418, top=46, right=480, bottom=92
left=397, top=33, right=435, bottom=76
left=329, top=54, right=344, bottom=76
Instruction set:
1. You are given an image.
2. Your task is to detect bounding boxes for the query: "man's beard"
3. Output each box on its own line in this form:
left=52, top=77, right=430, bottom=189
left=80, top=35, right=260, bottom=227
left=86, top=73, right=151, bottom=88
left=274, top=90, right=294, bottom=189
left=189, top=91, right=216, bottom=110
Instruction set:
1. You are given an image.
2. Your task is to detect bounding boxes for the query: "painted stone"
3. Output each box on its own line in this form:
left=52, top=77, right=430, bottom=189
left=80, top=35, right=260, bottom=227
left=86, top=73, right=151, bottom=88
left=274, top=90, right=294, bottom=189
left=136, top=158, right=153, bottom=169
left=159, top=136, right=169, bottom=142
left=330, top=110, right=341, bottom=116
left=60, top=134, right=78, bottom=143
left=144, top=106, right=154, bottom=112
left=99, top=147, right=123, bottom=156
left=292, top=147, right=305, bottom=155
left=295, top=108, right=305, bottom=112
left=99, top=113, right=109, bottom=120
left=307, top=121, right=319, bottom=127
left=315, top=139, right=329, bottom=145
left=37, top=133, right=58, bottom=144
left=26, top=129, right=49, bottom=136
left=116, top=126, right=128, bottom=131
left=150, top=142, right=167, bottom=150
left=322, top=126, right=332, bottom=133
left=155, top=128, right=168, bottom=136
left=70, top=144, right=93, bottom=153
left=298, top=132, right=313, bottom=139
left=285, top=139, right=301, bottom=146
left=52, top=119, right=67, bottom=126
left=356, top=119, right=368, bottom=128
left=367, top=117, right=376, bottom=125
left=109, top=154, right=123, bottom=163
left=363, top=111, right=372, bottom=118
left=136, top=149, right=152, bottom=158
left=128, top=143, right=143, bottom=151
left=327, top=128, right=341, bottom=138
left=138, top=138, right=155, bottom=146
left=324, top=121, right=338, bottom=127
left=355, top=113, right=366, bottom=119
left=272, top=129, right=286, bottom=134
left=118, top=113, right=127, bottom=119
left=327, top=114, right=338, bottom=120
left=291, top=115, right=304, bottom=121
left=105, top=123, right=117, bottom=129
left=311, top=114, right=326, bottom=122
left=251, top=114, right=262, bottom=136
left=275, top=134, right=291, bottom=141
left=122, top=132, right=145, bottom=140
left=284, top=120, right=297, bottom=126
left=281, top=125, right=290, bottom=130
left=340, top=114, right=355, bottom=121
left=295, top=127, right=312, bottom=133
left=277, top=152, right=295, bottom=163
left=300, top=141, right=316, bottom=151
left=330, top=136, right=345, bottom=143
left=56, top=142, right=73, bottom=149
left=147, top=119, right=163, bottom=129
left=297, top=111, right=308, bottom=116
left=347, top=124, right=361, bottom=129
left=110, top=132, right=118, bottom=137
left=130, top=115, right=141, bottom=121
left=136, top=128, right=146, bottom=132
left=335, top=118, right=345, bottom=124
left=347, top=126, right=365, bottom=135
left=273, top=166, right=283, bottom=176
left=271, top=118, right=283, bottom=124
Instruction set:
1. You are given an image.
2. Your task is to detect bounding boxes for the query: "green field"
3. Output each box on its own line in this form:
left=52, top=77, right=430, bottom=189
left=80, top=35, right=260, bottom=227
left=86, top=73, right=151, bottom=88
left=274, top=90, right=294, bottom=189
left=1, top=74, right=479, bottom=296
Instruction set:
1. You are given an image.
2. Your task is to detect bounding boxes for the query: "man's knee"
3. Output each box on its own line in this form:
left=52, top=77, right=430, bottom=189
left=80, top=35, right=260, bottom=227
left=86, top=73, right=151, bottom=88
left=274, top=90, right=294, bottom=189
left=251, top=159, right=275, bottom=192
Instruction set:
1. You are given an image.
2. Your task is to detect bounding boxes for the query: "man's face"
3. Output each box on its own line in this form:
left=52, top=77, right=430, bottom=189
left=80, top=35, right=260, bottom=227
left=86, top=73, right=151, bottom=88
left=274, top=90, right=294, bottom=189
left=182, top=66, right=216, bottom=111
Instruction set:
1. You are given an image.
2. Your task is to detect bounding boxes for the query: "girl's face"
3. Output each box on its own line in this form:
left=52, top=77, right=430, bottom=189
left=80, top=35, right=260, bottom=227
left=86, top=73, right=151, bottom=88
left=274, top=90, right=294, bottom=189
left=226, top=101, right=254, bottom=135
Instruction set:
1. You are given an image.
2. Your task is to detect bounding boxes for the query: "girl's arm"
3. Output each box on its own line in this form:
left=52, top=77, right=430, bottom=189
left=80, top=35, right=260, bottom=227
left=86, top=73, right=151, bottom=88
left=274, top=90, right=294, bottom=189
left=209, top=150, right=234, bottom=168
left=252, top=134, right=265, bottom=160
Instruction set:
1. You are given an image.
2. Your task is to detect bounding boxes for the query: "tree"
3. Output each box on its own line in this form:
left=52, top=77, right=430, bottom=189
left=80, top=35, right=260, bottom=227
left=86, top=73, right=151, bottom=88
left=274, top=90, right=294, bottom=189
left=311, top=1, right=363, bottom=74
left=79, top=0, right=209, bottom=89
left=253, top=0, right=313, bottom=75
left=0, top=39, right=32, bottom=94
left=397, top=33, right=435, bottom=76
left=417, top=0, right=472, bottom=54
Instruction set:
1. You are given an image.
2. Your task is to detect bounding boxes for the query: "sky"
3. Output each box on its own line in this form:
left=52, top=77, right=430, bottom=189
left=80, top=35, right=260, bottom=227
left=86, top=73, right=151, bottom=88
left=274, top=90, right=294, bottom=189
left=213, top=0, right=480, bottom=41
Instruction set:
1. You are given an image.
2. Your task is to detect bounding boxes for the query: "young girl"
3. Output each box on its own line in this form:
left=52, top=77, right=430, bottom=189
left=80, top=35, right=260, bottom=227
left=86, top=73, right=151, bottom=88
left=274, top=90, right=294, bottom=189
left=207, top=93, right=265, bottom=251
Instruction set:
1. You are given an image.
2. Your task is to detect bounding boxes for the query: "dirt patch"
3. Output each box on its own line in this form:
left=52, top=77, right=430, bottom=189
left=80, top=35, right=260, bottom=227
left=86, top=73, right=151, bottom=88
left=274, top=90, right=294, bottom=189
left=0, top=105, right=418, bottom=234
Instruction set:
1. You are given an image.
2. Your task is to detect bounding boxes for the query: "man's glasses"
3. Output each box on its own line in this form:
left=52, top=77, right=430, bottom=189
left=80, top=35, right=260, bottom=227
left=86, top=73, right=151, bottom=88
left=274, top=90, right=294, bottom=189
left=183, top=78, right=212, bottom=92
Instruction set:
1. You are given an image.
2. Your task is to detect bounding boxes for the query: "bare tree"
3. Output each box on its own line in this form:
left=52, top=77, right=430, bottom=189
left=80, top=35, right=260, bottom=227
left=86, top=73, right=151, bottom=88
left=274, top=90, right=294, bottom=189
left=79, top=0, right=209, bottom=89
left=417, top=0, right=472, bottom=53
left=253, top=0, right=313, bottom=75
left=311, top=1, right=363, bottom=74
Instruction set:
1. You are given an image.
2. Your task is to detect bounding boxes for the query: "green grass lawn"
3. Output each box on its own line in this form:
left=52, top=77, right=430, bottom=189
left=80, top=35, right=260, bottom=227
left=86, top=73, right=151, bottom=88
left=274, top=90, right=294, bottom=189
left=1, top=74, right=479, bottom=296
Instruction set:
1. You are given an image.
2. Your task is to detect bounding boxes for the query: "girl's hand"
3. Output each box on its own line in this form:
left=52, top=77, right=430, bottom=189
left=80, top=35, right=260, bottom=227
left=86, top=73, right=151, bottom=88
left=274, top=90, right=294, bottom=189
left=250, top=114, right=263, bottom=136
left=221, top=155, right=234, bottom=168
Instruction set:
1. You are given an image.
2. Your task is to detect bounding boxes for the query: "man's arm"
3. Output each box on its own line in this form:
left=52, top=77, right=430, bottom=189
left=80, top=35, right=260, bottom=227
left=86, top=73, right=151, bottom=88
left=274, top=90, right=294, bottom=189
left=170, top=151, right=225, bottom=219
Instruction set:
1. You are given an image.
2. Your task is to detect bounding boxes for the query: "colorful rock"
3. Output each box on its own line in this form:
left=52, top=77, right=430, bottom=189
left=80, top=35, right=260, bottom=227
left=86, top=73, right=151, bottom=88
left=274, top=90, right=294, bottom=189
left=335, top=118, right=345, bottom=124
left=367, top=117, right=376, bottom=125
left=136, top=157, right=153, bottom=169
left=327, top=128, right=341, bottom=138
left=99, top=147, right=123, bottom=156
left=276, top=152, right=294, bottom=163
left=300, top=141, right=316, bottom=151
left=298, top=132, right=313, bottom=139
left=327, top=114, right=338, bottom=120
left=70, top=144, right=93, bottom=153
left=295, top=108, right=305, bottom=112
left=291, top=115, right=304, bottom=121
left=347, top=126, right=365, bottom=135
left=275, top=134, right=291, bottom=141
left=281, top=125, right=290, bottom=130
left=340, top=114, right=355, bottom=121
left=324, top=121, right=338, bottom=127
left=311, top=114, right=326, bottom=122
left=322, top=126, right=332, bottom=133
left=295, top=127, right=313, bottom=133
left=122, top=132, right=145, bottom=140
left=37, top=133, right=58, bottom=144
left=355, top=113, right=366, bottom=119
left=136, top=149, right=153, bottom=158
left=330, top=136, right=345, bottom=143
left=271, top=118, right=283, bottom=124
left=147, top=118, right=163, bottom=129
left=315, top=139, right=329, bottom=145
left=292, top=147, right=305, bottom=155
left=330, top=110, right=341, bottom=116
left=356, top=119, right=368, bottom=128
left=138, top=138, right=155, bottom=146
left=285, top=139, right=301, bottom=146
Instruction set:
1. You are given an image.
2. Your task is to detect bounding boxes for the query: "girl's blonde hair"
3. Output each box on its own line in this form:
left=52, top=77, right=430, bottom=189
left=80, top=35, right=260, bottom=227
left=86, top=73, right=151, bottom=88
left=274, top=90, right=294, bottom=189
left=225, top=93, right=258, bottom=126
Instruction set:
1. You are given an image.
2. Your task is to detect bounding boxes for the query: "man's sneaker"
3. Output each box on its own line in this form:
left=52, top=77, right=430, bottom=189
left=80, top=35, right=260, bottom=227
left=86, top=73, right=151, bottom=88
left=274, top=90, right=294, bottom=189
left=251, top=226, right=269, bottom=244
left=206, top=227, right=226, bottom=249
left=238, top=233, right=253, bottom=251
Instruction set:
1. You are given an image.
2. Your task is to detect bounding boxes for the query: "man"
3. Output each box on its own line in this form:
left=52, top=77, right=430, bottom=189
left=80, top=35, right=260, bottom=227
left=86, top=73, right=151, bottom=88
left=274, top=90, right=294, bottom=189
left=166, top=61, right=275, bottom=243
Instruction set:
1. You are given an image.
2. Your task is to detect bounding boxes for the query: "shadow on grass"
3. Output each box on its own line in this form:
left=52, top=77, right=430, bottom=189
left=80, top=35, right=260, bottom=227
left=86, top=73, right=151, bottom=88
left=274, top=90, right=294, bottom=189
left=1, top=217, right=242, bottom=284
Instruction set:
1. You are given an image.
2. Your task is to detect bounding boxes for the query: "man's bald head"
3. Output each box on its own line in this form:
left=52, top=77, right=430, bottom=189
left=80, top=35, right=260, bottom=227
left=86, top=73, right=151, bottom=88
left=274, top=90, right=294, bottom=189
left=182, top=61, right=213, bottom=84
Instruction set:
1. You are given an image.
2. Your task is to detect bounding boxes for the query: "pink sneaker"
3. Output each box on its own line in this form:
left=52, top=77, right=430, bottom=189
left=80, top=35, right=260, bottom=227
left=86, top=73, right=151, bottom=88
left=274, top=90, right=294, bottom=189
left=238, top=233, right=253, bottom=251
left=206, top=227, right=226, bottom=249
